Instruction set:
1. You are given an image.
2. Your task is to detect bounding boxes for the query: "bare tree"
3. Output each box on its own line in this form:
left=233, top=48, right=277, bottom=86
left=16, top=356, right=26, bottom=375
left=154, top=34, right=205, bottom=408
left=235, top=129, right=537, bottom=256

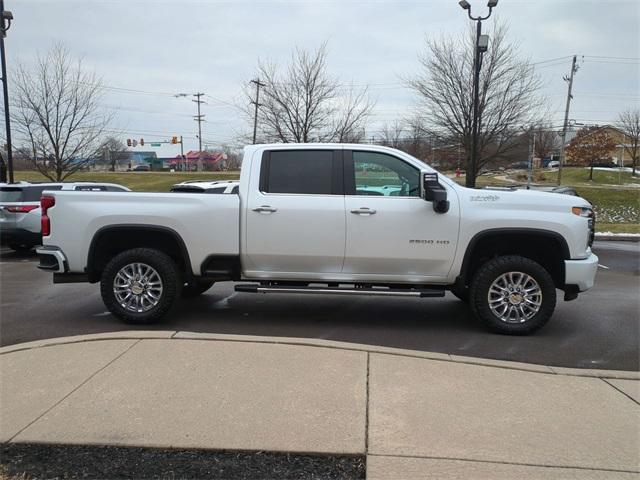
left=617, top=108, right=640, bottom=175
left=97, top=136, right=128, bottom=171
left=13, top=43, right=112, bottom=181
left=379, top=120, right=404, bottom=148
left=249, top=43, right=373, bottom=143
left=408, top=23, right=542, bottom=187
left=534, top=126, right=559, bottom=160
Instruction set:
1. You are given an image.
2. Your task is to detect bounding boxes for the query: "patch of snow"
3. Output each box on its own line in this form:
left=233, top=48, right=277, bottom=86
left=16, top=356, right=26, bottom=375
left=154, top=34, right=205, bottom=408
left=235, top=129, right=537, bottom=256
left=595, top=232, right=640, bottom=237
left=588, top=167, right=633, bottom=172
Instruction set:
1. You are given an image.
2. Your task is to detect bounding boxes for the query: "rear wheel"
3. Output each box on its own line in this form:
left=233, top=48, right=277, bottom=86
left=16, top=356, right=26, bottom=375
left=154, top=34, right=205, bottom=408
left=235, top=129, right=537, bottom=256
left=100, top=248, right=181, bottom=324
left=469, top=255, right=556, bottom=335
left=182, top=280, right=215, bottom=298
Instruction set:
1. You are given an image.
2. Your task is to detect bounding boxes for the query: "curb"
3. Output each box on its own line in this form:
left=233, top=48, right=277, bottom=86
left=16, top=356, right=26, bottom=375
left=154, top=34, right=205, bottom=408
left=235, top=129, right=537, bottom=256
left=1, top=331, right=638, bottom=381
left=595, top=234, right=640, bottom=242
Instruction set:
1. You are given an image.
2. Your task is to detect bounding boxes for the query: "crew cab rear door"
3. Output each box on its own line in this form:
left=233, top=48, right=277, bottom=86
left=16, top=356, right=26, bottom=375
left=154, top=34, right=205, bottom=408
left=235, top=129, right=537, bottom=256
left=244, top=148, right=345, bottom=276
left=342, top=149, right=459, bottom=280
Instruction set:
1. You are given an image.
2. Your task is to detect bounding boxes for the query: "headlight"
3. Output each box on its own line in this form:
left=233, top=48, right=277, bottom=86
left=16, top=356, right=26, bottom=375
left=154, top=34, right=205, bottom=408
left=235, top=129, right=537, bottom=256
left=572, top=206, right=593, bottom=217
left=573, top=206, right=595, bottom=247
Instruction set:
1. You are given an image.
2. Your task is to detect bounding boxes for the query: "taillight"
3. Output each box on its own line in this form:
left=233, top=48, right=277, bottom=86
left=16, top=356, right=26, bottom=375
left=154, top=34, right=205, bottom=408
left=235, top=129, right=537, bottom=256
left=41, top=195, right=55, bottom=237
left=6, top=205, right=39, bottom=213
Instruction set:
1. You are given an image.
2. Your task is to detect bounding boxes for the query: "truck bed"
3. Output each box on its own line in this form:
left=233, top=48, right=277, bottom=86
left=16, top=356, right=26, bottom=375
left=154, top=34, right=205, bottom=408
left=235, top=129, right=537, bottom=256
left=44, top=191, right=240, bottom=275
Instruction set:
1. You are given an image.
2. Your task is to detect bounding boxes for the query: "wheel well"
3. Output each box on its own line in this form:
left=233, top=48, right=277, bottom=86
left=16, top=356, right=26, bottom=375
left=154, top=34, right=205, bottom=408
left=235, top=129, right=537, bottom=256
left=87, top=226, right=191, bottom=282
left=459, top=231, right=568, bottom=289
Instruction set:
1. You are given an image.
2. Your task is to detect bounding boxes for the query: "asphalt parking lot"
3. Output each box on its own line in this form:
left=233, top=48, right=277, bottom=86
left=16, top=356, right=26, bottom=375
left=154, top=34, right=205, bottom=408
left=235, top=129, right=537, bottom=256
left=0, top=241, right=638, bottom=370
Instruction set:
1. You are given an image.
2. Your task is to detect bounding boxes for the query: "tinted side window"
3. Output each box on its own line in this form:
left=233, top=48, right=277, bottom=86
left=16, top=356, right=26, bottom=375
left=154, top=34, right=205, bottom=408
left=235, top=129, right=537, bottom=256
left=24, top=185, right=62, bottom=201
left=263, top=150, right=335, bottom=195
left=0, top=187, right=23, bottom=202
left=231, top=186, right=239, bottom=194
left=350, top=151, right=420, bottom=197
left=205, top=187, right=226, bottom=193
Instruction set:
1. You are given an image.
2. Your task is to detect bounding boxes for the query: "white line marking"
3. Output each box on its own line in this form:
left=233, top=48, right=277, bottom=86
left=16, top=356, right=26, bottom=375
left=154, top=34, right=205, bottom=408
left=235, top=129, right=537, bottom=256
left=598, top=264, right=610, bottom=270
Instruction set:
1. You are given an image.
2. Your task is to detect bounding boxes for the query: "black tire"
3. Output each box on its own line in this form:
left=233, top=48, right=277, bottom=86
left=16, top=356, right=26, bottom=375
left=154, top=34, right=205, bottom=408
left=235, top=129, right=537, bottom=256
left=100, top=248, right=182, bottom=324
left=469, top=255, right=556, bottom=335
left=449, top=285, right=469, bottom=302
left=181, top=280, right=215, bottom=298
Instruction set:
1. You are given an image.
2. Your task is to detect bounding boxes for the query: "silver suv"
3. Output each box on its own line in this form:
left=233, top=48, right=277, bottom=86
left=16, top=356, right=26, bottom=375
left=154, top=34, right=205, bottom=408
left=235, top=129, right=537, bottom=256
left=0, top=182, right=130, bottom=251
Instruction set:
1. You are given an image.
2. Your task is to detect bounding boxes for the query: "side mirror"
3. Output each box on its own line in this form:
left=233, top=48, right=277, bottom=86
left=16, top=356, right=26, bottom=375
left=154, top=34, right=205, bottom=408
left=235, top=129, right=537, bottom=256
left=421, top=172, right=450, bottom=214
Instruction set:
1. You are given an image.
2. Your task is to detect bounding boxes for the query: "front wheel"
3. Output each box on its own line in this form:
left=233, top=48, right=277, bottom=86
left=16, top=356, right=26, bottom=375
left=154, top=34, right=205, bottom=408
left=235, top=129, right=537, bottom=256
left=100, top=248, right=182, bottom=324
left=469, top=255, right=556, bottom=335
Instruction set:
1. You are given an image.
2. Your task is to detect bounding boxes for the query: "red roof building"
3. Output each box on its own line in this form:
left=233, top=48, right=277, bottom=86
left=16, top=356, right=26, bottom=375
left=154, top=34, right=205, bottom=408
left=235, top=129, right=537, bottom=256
left=170, top=150, right=227, bottom=171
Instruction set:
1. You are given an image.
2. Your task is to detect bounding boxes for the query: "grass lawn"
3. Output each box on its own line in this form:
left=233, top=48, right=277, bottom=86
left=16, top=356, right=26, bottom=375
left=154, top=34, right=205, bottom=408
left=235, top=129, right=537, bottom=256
left=13, top=170, right=241, bottom=192
left=596, top=223, right=640, bottom=234
left=509, top=166, right=640, bottom=187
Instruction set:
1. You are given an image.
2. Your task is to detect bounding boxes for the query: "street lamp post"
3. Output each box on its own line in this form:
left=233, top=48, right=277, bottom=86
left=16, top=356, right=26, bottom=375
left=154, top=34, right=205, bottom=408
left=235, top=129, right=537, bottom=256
left=0, top=0, right=14, bottom=183
left=459, top=0, right=497, bottom=188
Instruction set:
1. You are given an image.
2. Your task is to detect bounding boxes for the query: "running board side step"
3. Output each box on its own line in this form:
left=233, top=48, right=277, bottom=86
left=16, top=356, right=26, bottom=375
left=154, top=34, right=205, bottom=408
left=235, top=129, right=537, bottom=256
left=234, top=284, right=445, bottom=298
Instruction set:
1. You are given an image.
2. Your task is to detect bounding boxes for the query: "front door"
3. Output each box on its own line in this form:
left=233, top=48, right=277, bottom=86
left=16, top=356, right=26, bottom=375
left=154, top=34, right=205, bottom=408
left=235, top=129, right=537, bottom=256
left=342, top=150, right=459, bottom=280
left=245, top=148, right=346, bottom=276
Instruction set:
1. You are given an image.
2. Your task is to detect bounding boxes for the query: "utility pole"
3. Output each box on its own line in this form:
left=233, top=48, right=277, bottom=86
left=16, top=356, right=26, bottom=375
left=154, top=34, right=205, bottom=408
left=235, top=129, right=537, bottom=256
left=192, top=92, right=205, bottom=172
left=558, top=55, right=578, bottom=185
left=250, top=79, right=265, bottom=144
left=0, top=0, right=14, bottom=183
left=527, top=128, right=535, bottom=189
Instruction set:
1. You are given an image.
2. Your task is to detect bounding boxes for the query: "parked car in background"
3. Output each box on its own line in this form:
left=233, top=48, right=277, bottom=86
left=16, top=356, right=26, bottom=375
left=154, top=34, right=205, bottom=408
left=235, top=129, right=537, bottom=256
left=0, top=182, right=130, bottom=252
left=527, top=185, right=578, bottom=196
left=508, top=161, right=530, bottom=169
left=547, top=161, right=560, bottom=168
left=170, top=180, right=239, bottom=194
left=127, top=165, right=151, bottom=172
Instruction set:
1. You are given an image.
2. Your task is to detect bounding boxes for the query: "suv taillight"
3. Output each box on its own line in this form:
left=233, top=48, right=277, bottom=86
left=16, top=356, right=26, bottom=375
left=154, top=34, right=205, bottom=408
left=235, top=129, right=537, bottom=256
left=41, top=195, right=55, bottom=236
left=6, top=205, right=39, bottom=213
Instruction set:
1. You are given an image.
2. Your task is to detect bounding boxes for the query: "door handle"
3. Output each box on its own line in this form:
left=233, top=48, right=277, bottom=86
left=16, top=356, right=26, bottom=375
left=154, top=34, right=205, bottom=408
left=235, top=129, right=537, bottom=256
left=252, top=205, right=278, bottom=213
left=350, top=207, right=377, bottom=215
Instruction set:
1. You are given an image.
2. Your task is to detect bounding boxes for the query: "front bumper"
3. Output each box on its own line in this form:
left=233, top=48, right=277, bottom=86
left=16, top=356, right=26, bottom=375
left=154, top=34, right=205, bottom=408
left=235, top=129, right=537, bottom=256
left=565, top=252, right=599, bottom=292
left=36, top=245, right=68, bottom=273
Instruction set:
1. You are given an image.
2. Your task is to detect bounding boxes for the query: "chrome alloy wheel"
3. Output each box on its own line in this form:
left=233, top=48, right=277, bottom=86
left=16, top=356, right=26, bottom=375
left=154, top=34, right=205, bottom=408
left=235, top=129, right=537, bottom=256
left=113, top=262, right=163, bottom=313
left=488, top=271, right=542, bottom=323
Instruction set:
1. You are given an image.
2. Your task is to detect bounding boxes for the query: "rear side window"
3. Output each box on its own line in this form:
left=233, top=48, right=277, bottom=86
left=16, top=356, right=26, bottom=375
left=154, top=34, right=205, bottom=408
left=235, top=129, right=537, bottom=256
left=0, top=187, right=23, bottom=202
left=261, top=150, right=337, bottom=195
left=23, top=185, right=62, bottom=201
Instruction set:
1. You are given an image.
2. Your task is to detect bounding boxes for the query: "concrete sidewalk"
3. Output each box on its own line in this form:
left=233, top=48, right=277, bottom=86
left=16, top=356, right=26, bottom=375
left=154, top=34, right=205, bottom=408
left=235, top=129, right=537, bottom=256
left=1, top=332, right=639, bottom=479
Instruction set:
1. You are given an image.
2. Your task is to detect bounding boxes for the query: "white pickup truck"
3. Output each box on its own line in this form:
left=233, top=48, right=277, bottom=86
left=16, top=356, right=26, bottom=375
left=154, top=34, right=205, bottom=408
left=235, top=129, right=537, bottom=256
left=36, top=144, right=598, bottom=335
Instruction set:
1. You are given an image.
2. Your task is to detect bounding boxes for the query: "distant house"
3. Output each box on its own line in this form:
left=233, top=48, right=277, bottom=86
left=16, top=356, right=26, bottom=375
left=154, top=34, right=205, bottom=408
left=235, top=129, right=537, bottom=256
left=169, top=150, right=228, bottom=171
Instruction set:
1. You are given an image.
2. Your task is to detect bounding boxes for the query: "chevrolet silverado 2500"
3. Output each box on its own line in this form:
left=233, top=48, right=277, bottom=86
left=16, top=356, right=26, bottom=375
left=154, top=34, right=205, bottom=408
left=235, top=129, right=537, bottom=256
left=36, top=144, right=598, bottom=334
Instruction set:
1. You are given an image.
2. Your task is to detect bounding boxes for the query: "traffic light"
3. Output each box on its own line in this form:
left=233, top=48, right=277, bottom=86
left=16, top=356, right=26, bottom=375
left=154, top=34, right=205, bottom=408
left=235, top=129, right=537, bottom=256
left=140, top=138, right=144, bottom=146
left=132, top=139, right=138, bottom=147
left=171, top=136, right=178, bottom=144
left=126, top=139, right=132, bottom=147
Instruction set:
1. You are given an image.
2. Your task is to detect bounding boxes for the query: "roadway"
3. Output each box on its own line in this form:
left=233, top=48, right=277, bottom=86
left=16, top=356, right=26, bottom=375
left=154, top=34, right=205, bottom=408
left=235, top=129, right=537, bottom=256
left=1, top=241, right=638, bottom=370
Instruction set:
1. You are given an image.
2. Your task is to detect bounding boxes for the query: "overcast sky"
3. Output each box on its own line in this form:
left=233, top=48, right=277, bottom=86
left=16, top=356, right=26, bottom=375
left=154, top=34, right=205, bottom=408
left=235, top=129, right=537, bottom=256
left=9, top=0, right=640, bottom=155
